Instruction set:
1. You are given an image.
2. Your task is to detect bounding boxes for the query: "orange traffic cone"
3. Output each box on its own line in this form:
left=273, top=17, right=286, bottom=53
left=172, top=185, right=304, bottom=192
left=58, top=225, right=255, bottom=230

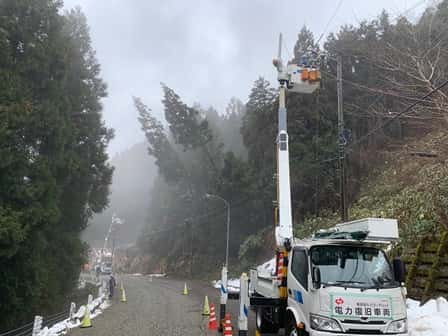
left=223, top=313, right=233, bottom=335
left=208, top=304, right=218, bottom=330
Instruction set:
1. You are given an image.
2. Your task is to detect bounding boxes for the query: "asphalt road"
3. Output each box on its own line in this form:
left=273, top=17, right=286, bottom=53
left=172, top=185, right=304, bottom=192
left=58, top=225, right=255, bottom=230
left=70, top=274, right=261, bottom=336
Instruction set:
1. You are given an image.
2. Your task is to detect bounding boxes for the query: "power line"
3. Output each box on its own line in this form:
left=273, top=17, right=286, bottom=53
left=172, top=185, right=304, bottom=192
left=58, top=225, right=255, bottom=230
left=351, top=0, right=428, bottom=27
left=316, top=0, right=344, bottom=45
left=395, top=0, right=428, bottom=18
left=283, top=39, right=293, bottom=61
left=347, top=77, right=448, bottom=150
left=142, top=184, right=274, bottom=239
left=320, top=66, right=434, bottom=103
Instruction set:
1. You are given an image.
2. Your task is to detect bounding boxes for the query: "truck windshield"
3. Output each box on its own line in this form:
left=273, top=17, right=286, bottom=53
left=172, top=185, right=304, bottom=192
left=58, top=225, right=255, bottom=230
left=310, top=245, right=397, bottom=288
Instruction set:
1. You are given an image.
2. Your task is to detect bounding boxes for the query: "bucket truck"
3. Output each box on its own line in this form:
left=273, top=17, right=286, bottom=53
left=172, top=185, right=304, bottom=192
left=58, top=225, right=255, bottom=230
left=247, top=35, right=408, bottom=336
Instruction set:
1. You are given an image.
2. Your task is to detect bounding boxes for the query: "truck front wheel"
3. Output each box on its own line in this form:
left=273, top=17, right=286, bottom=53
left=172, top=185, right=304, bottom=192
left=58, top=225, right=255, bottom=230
left=255, top=307, right=279, bottom=333
left=285, top=315, right=309, bottom=336
left=285, top=316, right=298, bottom=336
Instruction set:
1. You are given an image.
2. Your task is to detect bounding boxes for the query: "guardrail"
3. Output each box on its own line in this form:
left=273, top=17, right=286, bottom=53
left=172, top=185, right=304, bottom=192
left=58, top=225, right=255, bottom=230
left=0, top=321, right=34, bottom=336
left=1, top=280, right=108, bottom=336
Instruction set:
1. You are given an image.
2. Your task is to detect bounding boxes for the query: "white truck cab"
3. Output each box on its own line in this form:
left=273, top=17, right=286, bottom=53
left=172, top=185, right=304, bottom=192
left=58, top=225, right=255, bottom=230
left=249, top=218, right=408, bottom=336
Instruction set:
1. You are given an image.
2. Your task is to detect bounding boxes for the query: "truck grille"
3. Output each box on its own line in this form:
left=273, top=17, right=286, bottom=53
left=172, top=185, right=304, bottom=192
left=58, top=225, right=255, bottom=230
left=343, top=319, right=386, bottom=325
left=346, top=329, right=382, bottom=334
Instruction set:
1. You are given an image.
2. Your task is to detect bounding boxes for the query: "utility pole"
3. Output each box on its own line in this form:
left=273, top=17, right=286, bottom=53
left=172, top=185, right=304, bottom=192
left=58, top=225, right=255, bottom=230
left=184, top=219, right=193, bottom=278
left=205, top=193, right=230, bottom=268
left=111, top=227, right=116, bottom=259
left=337, top=55, right=348, bottom=221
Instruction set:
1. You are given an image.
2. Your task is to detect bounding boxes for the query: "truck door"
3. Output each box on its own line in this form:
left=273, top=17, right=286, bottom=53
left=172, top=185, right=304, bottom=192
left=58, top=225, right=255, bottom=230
left=288, top=247, right=311, bottom=325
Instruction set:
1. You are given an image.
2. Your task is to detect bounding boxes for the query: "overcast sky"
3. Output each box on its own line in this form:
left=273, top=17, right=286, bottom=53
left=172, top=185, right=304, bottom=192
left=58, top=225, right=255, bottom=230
left=62, top=0, right=430, bottom=154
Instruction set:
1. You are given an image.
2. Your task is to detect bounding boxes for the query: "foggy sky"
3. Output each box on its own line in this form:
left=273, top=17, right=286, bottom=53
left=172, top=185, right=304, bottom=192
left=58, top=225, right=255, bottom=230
left=62, top=0, right=430, bottom=154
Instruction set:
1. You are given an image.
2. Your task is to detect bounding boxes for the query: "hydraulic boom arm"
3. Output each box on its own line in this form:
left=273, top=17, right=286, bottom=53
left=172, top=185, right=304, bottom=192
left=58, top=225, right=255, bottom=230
left=272, top=34, right=321, bottom=248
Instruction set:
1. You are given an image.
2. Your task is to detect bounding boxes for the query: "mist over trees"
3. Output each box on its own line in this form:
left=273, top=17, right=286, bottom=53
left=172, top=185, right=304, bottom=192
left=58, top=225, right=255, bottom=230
left=135, top=1, right=448, bottom=273
left=84, top=142, right=156, bottom=247
left=0, top=0, right=112, bottom=330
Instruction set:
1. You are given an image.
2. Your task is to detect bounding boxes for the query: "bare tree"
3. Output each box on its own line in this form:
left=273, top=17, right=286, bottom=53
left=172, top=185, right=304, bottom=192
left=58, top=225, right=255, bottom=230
left=378, top=11, right=448, bottom=124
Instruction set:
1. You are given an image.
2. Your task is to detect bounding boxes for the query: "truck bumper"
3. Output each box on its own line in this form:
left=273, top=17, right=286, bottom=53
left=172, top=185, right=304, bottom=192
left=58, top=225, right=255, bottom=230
left=250, top=296, right=287, bottom=307
left=309, top=331, right=408, bottom=336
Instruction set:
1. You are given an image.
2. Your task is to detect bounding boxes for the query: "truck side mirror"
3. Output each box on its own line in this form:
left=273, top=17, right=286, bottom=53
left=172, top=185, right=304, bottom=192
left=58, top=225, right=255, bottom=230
left=312, top=266, right=321, bottom=289
left=393, top=258, right=406, bottom=283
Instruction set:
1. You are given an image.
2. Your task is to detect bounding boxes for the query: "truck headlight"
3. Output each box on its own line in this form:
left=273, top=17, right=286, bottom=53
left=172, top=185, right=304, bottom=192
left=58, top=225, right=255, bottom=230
left=385, top=318, right=407, bottom=334
left=310, top=314, right=342, bottom=332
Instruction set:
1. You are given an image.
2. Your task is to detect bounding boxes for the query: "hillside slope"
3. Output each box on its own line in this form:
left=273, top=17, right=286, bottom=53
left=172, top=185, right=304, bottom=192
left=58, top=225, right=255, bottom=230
left=299, top=131, right=448, bottom=246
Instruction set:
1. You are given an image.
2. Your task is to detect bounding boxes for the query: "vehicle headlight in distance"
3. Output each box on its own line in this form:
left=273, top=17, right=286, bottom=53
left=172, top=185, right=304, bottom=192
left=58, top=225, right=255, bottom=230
left=310, top=314, right=342, bottom=332
left=385, top=318, right=407, bottom=334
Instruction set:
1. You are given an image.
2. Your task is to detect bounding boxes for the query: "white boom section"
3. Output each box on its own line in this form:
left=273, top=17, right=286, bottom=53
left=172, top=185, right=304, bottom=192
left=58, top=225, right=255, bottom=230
left=275, top=94, right=293, bottom=245
left=274, top=34, right=293, bottom=246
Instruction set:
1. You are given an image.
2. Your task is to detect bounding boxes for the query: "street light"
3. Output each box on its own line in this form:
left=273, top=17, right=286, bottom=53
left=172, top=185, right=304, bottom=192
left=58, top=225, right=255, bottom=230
left=205, top=193, right=230, bottom=268
left=205, top=193, right=230, bottom=330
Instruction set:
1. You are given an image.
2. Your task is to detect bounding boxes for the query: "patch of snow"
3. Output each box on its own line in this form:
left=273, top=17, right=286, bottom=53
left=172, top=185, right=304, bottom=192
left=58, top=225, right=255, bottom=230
left=212, top=279, right=240, bottom=294
left=408, top=297, right=448, bottom=336
left=73, top=305, right=85, bottom=319
left=100, top=300, right=111, bottom=310
left=37, top=293, right=111, bottom=335
left=90, top=309, right=102, bottom=319
left=210, top=258, right=276, bottom=294
left=212, top=280, right=220, bottom=289
left=147, top=273, right=166, bottom=277
left=257, top=257, right=276, bottom=276
left=47, top=320, right=68, bottom=334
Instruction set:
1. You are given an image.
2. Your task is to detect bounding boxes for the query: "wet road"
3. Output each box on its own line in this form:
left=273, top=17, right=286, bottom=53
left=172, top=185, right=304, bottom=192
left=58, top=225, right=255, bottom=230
left=71, top=274, right=283, bottom=336
left=71, top=275, right=237, bottom=336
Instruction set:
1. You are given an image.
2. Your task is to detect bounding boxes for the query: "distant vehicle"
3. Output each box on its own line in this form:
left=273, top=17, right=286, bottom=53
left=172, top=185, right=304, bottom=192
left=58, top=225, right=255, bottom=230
left=101, top=262, right=113, bottom=274
left=99, top=250, right=113, bottom=274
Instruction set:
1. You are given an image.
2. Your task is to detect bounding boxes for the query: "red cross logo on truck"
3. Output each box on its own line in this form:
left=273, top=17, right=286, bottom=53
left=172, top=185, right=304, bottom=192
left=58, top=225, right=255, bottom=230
left=335, top=298, right=344, bottom=305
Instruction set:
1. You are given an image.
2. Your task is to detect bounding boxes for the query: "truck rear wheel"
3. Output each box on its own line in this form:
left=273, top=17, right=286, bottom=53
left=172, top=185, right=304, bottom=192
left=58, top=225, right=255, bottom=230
left=255, top=307, right=279, bottom=333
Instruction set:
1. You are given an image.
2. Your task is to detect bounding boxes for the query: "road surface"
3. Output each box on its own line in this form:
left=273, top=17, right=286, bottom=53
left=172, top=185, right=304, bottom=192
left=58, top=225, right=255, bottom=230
left=70, top=274, right=266, bottom=336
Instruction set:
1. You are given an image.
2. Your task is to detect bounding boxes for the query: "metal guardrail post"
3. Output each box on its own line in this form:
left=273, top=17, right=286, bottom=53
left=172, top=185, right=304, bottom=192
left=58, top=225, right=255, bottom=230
left=219, top=265, right=228, bottom=331
left=238, top=273, right=249, bottom=336
left=69, top=302, right=76, bottom=322
left=87, top=294, right=93, bottom=312
left=32, top=316, right=42, bottom=336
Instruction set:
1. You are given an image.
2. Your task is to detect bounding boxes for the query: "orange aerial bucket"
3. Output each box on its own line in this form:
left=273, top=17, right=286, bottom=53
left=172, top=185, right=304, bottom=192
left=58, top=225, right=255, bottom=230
left=301, top=68, right=309, bottom=81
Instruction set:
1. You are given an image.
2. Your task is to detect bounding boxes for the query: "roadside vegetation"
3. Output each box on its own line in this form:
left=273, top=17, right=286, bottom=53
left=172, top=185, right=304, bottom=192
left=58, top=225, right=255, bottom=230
left=0, top=1, right=112, bottom=330
left=298, top=131, right=448, bottom=244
